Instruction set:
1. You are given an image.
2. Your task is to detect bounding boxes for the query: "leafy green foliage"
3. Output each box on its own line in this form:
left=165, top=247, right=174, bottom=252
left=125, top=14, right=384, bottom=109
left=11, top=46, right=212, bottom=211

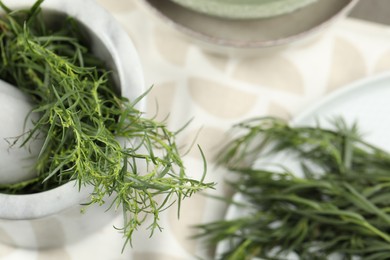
left=0, top=0, right=213, bottom=247
left=196, top=117, right=390, bottom=260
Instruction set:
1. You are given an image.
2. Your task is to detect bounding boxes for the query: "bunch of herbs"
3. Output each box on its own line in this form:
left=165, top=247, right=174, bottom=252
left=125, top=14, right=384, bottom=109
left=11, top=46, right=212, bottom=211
left=0, top=0, right=213, bottom=247
left=196, top=117, right=390, bottom=260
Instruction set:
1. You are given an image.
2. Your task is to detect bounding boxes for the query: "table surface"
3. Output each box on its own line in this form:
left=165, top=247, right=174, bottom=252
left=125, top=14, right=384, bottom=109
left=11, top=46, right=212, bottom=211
left=2, top=0, right=390, bottom=259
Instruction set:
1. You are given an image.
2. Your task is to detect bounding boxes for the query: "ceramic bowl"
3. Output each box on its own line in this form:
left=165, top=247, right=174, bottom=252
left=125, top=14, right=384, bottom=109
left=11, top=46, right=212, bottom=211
left=0, top=0, right=144, bottom=249
left=169, top=0, right=318, bottom=19
left=139, top=0, right=359, bottom=56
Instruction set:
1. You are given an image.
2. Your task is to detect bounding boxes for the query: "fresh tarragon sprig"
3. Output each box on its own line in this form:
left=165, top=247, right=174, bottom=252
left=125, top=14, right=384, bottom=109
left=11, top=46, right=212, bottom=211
left=196, top=117, right=390, bottom=260
left=0, top=0, right=214, bottom=247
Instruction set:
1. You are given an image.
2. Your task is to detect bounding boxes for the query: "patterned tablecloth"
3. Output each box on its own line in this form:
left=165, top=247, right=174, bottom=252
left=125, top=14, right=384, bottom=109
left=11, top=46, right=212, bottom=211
left=2, top=0, right=390, bottom=259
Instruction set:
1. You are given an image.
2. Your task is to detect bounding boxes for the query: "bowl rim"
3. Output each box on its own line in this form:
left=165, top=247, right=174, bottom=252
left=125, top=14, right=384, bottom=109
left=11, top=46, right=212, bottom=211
left=140, top=0, right=360, bottom=49
left=169, top=0, right=319, bottom=20
left=0, top=0, right=145, bottom=220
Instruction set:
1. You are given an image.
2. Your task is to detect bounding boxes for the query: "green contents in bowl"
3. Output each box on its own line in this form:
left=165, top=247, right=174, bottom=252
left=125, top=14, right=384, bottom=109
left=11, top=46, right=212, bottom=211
left=169, top=0, right=319, bottom=19
left=0, top=0, right=213, bottom=248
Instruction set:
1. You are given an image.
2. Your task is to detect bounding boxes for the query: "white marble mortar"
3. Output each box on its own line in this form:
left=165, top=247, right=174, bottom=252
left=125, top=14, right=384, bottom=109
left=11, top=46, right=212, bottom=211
left=0, top=0, right=145, bottom=249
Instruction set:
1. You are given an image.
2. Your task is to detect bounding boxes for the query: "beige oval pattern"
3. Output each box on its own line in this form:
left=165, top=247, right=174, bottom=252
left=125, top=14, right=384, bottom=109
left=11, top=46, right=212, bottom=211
left=188, top=78, right=257, bottom=119
left=31, top=217, right=66, bottom=248
left=0, top=228, right=15, bottom=258
left=168, top=193, right=206, bottom=254
left=375, top=50, right=390, bottom=73
left=0, top=245, right=14, bottom=258
left=96, top=0, right=136, bottom=13
left=326, top=36, right=367, bottom=93
left=202, top=52, right=230, bottom=71
left=233, top=56, right=304, bottom=94
left=37, top=249, right=71, bottom=260
left=133, top=252, right=185, bottom=260
left=154, top=26, right=190, bottom=66
left=180, top=127, right=229, bottom=162
left=267, top=102, right=291, bottom=120
left=146, top=82, right=178, bottom=122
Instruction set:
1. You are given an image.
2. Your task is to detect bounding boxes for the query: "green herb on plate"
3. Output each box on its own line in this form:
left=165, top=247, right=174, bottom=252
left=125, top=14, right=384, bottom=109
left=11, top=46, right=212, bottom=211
left=0, top=0, right=214, bottom=248
left=196, top=117, right=390, bottom=259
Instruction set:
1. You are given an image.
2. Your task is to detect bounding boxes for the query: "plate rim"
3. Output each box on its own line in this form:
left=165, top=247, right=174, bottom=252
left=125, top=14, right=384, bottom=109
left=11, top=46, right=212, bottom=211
left=292, top=71, right=390, bottom=125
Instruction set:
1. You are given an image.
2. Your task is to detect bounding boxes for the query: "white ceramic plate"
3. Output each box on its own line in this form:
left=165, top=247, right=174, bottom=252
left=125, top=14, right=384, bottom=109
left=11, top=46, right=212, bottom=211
left=292, top=72, right=390, bottom=150
left=217, top=72, right=390, bottom=257
left=139, top=0, right=359, bottom=55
